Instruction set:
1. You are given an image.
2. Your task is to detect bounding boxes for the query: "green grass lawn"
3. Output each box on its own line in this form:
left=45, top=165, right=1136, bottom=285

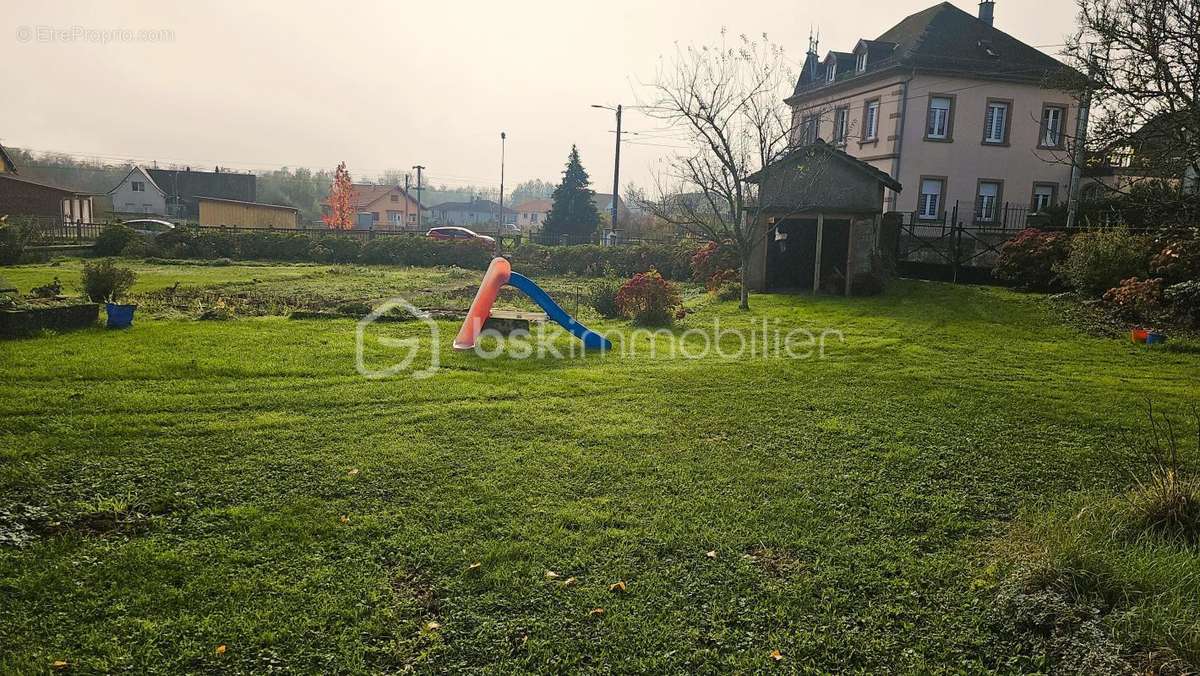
left=1, top=261, right=1198, bottom=672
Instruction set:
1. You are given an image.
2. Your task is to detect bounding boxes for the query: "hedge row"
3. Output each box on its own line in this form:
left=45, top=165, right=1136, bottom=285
left=107, top=226, right=701, bottom=280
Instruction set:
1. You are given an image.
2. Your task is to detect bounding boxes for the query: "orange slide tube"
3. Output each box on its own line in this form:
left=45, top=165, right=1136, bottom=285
left=453, top=257, right=512, bottom=350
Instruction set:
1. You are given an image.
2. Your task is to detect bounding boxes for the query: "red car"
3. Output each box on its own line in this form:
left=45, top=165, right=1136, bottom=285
left=425, top=227, right=495, bottom=245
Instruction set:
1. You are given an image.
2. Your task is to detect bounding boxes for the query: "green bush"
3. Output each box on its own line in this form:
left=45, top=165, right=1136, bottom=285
left=94, top=224, right=139, bottom=257
left=1166, top=280, right=1200, bottom=325
left=81, top=259, right=136, bottom=302
left=587, top=280, right=623, bottom=318
left=509, top=242, right=695, bottom=280
left=1056, top=229, right=1154, bottom=297
left=0, top=221, right=28, bottom=265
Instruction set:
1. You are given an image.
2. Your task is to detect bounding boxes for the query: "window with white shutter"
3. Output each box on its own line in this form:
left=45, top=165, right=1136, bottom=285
left=863, top=100, right=880, bottom=141
left=976, top=181, right=1001, bottom=223
left=919, top=179, right=944, bottom=219
left=1032, top=184, right=1056, bottom=212
left=983, top=101, right=1009, bottom=144
left=927, top=97, right=952, bottom=140
left=833, top=107, right=849, bottom=146
left=1041, top=105, right=1066, bottom=148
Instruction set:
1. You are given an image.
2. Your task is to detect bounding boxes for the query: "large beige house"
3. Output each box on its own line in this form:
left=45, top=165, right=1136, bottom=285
left=786, top=1, right=1081, bottom=224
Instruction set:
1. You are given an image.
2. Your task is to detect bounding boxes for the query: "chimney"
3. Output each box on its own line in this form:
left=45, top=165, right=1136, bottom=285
left=978, top=0, right=994, bottom=26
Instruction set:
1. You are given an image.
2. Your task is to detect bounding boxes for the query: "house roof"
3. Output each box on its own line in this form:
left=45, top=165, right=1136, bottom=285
left=0, top=172, right=96, bottom=196
left=108, top=165, right=164, bottom=196
left=744, top=139, right=903, bottom=192
left=322, top=183, right=426, bottom=211
left=513, top=198, right=553, bottom=213
left=431, top=199, right=516, bottom=215
left=0, top=143, right=17, bottom=174
left=196, top=196, right=299, bottom=212
left=789, top=2, right=1078, bottom=99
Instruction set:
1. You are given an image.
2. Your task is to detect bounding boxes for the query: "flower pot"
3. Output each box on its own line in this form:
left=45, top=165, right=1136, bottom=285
left=106, top=303, right=137, bottom=329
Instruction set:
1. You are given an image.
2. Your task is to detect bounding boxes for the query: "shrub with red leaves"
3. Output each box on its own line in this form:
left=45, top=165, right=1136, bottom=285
left=690, top=242, right=740, bottom=291
left=1150, top=235, right=1200, bottom=284
left=992, top=228, right=1070, bottom=291
left=1102, top=277, right=1164, bottom=319
left=615, top=269, right=682, bottom=325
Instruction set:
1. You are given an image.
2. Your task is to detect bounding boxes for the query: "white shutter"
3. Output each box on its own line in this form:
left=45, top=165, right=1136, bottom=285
left=919, top=179, right=942, bottom=218
left=928, top=97, right=951, bottom=138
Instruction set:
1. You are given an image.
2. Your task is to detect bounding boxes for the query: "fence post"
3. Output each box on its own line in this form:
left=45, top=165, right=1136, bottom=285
left=951, top=201, right=961, bottom=284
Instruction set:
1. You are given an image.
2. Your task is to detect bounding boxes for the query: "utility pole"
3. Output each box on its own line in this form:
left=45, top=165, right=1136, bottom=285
left=404, top=173, right=411, bottom=229
left=1066, top=48, right=1097, bottom=231
left=591, top=104, right=623, bottom=240
left=412, top=165, right=425, bottom=228
left=497, top=131, right=507, bottom=256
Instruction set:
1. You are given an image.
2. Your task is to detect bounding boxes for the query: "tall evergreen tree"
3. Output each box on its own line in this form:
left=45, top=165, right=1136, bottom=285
left=541, top=146, right=599, bottom=241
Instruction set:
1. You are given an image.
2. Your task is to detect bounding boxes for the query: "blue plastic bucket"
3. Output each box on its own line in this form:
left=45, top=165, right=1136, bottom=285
left=1146, top=331, right=1167, bottom=345
left=106, top=303, right=136, bottom=329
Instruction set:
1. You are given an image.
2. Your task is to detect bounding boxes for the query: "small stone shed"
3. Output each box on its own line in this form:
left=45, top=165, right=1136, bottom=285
left=745, top=141, right=902, bottom=294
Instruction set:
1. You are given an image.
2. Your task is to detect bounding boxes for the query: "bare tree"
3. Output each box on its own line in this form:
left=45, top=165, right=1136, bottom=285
left=1066, top=0, right=1200, bottom=204
left=640, top=33, right=805, bottom=310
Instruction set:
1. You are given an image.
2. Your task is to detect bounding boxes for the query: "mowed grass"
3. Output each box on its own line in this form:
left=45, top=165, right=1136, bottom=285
left=1, top=262, right=1199, bottom=672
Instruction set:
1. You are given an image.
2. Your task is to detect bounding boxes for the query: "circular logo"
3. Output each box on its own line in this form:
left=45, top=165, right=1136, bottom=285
left=15, top=26, right=32, bottom=43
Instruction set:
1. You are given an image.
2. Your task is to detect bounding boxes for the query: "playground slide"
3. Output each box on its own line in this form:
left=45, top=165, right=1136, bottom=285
left=453, top=257, right=611, bottom=351
left=453, top=257, right=511, bottom=350
left=507, top=272, right=612, bottom=351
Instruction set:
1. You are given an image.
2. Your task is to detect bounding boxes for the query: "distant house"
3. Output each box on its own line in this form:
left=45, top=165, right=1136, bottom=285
left=512, top=198, right=552, bottom=232
left=0, top=173, right=95, bottom=223
left=147, top=167, right=256, bottom=220
left=198, top=196, right=299, bottom=229
left=1084, top=112, right=1191, bottom=196
left=0, top=143, right=17, bottom=174
left=591, top=193, right=630, bottom=224
left=108, top=165, right=167, bottom=216
left=322, top=183, right=426, bottom=229
left=430, top=197, right=516, bottom=229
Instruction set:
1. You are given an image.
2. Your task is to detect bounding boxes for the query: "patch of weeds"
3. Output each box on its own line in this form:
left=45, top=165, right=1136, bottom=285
left=1115, top=403, right=1200, bottom=544
left=0, top=504, right=51, bottom=547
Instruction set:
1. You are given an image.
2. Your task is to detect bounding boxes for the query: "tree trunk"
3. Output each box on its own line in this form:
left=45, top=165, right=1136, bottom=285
left=738, top=258, right=750, bottom=311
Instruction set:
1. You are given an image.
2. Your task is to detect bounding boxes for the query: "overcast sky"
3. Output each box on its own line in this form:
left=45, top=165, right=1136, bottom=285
left=3, top=0, right=1077, bottom=193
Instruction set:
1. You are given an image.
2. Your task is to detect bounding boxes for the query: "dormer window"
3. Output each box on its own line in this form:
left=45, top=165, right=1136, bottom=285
left=826, top=63, right=836, bottom=82
left=856, top=52, right=867, bottom=72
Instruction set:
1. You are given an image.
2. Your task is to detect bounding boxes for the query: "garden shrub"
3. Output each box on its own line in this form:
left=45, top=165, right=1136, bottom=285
left=0, top=221, right=27, bottom=265
left=615, top=269, right=681, bottom=325
left=1165, top=280, right=1200, bottom=325
left=587, top=280, right=623, bottom=318
left=120, top=237, right=151, bottom=258
left=94, top=224, right=139, bottom=257
left=509, top=242, right=695, bottom=280
left=690, top=241, right=740, bottom=290
left=1150, top=233, right=1200, bottom=284
left=992, top=228, right=1070, bottom=291
left=310, top=236, right=363, bottom=264
left=714, top=280, right=741, bottom=301
left=1101, top=277, right=1163, bottom=319
left=81, top=259, right=136, bottom=302
left=1057, top=229, right=1154, bottom=297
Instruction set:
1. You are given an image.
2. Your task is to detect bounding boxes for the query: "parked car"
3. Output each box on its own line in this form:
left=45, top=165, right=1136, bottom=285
left=425, top=226, right=495, bottom=244
left=122, top=219, right=176, bottom=237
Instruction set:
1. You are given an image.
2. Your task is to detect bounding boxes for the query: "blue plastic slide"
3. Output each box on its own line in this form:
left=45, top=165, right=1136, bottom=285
left=507, top=272, right=612, bottom=350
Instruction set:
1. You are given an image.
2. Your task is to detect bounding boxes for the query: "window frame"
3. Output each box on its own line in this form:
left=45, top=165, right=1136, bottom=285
left=981, top=98, right=1012, bottom=146
left=917, top=175, right=947, bottom=221
left=861, top=98, right=880, bottom=143
left=1039, top=103, right=1068, bottom=150
left=833, top=105, right=850, bottom=146
left=800, top=113, right=819, bottom=145
left=131, top=181, right=145, bottom=192
left=856, top=51, right=867, bottom=72
left=974, top=178, right=1004, bottom=225
left=1031, top=182, right=1058, bottom=213
left=924, top=93, right=956, bottom=142
left=826, top=61, right=836, bottom=83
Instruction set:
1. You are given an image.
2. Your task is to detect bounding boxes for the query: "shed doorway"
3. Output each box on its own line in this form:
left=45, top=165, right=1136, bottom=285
left=766, top=217, right=817, bottom=290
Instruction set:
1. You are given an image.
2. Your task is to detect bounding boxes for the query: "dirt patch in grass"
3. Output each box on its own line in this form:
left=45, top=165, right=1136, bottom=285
left=391, top=568, right=441, bottom=618
left=743, top=545, right=806, bottom=577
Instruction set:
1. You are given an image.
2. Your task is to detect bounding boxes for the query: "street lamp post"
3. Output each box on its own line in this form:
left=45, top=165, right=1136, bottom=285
left=591, top=104, right=622, bottom=240
left=497, top=131, right=506, bottom=256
